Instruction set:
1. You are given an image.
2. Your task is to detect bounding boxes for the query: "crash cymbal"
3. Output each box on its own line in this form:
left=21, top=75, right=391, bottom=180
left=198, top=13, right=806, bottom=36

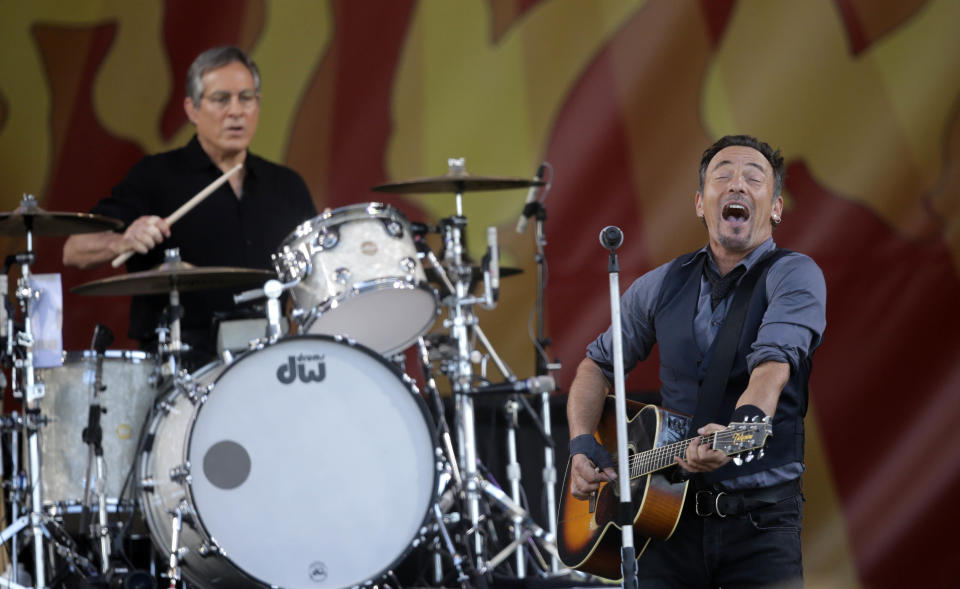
left=372, top=175, right=544, bottom=194
left=0, top=195, right=123, bottom=235
left=72, top=260, right=275, bottom=296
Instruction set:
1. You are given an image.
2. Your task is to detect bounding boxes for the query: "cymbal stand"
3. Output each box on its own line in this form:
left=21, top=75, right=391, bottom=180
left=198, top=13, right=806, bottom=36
left=3, top=412, right=22, bottom=585
left=156, top=249, right=186, bottom=381
left=4, top=214, right=48, bottom=588
left=529, top=191, right=563, bottom=571
left=2, top=270, right=24, bottom=585
left=438, top=209, right=486, bottom=568
left=428, top=161, right=556, bottom=577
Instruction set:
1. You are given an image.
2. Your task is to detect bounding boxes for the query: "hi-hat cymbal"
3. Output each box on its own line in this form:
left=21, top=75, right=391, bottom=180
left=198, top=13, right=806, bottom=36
left=372, top=175, right=544, bottom=194
left=0, top=195, right=123, bottom=236
left=72, top=260, right=275, bottom=296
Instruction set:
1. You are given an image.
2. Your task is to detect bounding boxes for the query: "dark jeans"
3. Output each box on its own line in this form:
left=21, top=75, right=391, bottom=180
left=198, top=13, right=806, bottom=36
left=635, top=489, right=804, bottom=588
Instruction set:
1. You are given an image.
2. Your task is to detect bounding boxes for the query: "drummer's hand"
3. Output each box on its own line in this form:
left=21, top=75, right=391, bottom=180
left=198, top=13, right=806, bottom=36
left=120, top=215, right=170, bottom=255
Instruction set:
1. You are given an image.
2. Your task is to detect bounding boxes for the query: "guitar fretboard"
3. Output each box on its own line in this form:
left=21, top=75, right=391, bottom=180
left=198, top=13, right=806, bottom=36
left=627, top=428, right=761, bottom=479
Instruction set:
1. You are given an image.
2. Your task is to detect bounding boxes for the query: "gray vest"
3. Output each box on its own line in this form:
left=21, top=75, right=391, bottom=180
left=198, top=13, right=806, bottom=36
left=653, top=250, right=810, bottom=482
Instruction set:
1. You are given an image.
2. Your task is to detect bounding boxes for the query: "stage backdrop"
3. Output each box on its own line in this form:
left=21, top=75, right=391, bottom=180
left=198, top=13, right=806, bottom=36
left=2, top=1, right=958, bottom=587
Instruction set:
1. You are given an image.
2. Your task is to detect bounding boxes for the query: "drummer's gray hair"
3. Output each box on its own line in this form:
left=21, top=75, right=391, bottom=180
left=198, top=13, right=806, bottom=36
left=185, top=46, right=261, bottom=106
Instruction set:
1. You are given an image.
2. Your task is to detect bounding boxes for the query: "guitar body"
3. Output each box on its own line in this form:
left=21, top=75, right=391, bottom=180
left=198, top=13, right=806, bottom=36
left=557, top=400, right=691, bottom=580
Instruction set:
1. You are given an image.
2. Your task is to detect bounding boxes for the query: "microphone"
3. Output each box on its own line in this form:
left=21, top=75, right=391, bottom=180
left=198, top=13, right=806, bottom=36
left=486, top=226, right=499, bottom=293
left=91, top=324, right=114, bottom=354
left=471, top=375, right=556, bottom=395
left=515, top=164, right=546, bottom=234
left=599, top=225, right=624, bottom=250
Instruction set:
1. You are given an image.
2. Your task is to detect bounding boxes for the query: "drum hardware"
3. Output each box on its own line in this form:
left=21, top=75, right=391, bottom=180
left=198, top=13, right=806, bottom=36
left=0, top=194, right=60, bottom=588
left=397, top=158, right=558, bottom=581
left=78, top=324, right=116, bottom=575
left=516, top=161, right=564, bottom=572
left=370, top=166, right=545, bottom=197
left=72, top=249, right=275, bottom=378
left=0, top=194, right=123, bottom=236
left=232, top=278, right=291, bottom=343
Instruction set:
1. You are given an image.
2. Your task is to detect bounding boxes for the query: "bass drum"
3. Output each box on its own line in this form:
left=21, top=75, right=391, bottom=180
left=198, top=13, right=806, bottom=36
left=139, top=336, right=437, bottom=589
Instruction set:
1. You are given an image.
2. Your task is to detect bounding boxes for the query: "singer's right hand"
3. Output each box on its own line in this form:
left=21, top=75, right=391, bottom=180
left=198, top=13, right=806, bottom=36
left=570, top=453, right=617, bottom=500
left=118, top=215, right=170, bottom=255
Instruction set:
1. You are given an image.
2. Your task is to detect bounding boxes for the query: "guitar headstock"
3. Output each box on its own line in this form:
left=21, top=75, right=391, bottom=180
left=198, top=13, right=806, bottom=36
left=714, top=417, right=773, bottom=465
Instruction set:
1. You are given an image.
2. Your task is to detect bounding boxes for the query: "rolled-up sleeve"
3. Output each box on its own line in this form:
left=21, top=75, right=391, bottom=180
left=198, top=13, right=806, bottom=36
left=585, top=262, right=672, bottom=383
left=747, top=253, right=827, bottom=372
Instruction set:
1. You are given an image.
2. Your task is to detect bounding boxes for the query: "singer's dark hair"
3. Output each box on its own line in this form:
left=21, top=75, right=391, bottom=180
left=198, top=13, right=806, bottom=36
left=698, top=135, right=785, bottom=197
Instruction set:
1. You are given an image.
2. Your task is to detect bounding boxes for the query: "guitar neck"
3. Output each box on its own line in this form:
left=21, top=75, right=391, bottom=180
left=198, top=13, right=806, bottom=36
left=628, top=433, right=715, bottom=479
left=627, top=421, right=770, bottom=480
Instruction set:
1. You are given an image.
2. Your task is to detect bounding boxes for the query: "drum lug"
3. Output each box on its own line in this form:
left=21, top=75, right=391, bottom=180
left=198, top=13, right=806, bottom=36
left=384, top=218, right=404, bottom=238
left=333, top=267, right=351, bottom=285
left=315, top=229, right=339, bottom=251
left=156, top=399, right=175, bottom=415
left=400, top=256, right=417, bottom=274
left=140, top=477, right=156, bottom=492
left=169, top=462, right=191, bottom=485
left=197, top=540, right=224, bottom=558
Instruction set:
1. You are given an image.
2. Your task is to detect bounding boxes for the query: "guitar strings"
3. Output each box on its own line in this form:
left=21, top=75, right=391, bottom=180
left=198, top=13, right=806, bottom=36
left=625, top=430, right=761, bottom=478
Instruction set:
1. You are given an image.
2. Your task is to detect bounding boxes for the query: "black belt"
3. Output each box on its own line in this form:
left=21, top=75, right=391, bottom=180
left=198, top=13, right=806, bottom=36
left=692, top=478, right=800, bottom=518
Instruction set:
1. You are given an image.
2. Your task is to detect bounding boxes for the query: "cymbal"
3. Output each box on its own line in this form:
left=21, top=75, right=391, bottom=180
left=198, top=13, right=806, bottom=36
left=372, top=175, right=544, bottom=194
left=72, top=260, right=275, bottom=296
left=0, top=197, right=123, bottom=236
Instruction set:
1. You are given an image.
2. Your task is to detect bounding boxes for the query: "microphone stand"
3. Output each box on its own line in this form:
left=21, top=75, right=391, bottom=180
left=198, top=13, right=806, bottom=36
left=520, top=186, right=563, bottom=572
left=600, top=226, right=638, bottom=589
left=80, top=324, right=114, bottom=576
left=532, top=200, right=562, bottom=572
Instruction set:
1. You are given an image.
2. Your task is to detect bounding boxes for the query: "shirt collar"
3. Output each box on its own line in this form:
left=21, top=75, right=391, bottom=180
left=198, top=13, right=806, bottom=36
left=183, top=134, right=260, bottom=180
left=682, top=237, right=777, bottom=275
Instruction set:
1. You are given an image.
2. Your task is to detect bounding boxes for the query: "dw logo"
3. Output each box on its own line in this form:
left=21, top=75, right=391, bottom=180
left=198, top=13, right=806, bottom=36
left=277, top=354, right=326, bottom=384
left=308, top=561, right=327, bottom=582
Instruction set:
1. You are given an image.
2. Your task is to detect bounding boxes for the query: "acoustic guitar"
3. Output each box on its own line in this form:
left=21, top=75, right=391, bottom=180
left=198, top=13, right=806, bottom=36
left=557, top=398, right=772, bottom=580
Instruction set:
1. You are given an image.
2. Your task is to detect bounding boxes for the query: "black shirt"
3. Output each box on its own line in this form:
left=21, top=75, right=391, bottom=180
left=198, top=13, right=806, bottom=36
left=91, top=136, right=317, bottom=349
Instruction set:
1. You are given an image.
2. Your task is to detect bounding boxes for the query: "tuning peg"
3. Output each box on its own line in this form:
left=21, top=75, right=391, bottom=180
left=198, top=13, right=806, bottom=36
left=745, top=451, right=755, bottom=463
left=733, top=455, right=743, bottom=466
left=758, top=449, right=765, bottom=459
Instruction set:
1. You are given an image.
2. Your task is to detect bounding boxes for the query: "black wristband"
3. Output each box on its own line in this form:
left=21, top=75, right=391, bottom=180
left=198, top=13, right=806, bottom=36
left=569, top=434, right=615, bottom=469
left=730, top=404, right=766, bottom=424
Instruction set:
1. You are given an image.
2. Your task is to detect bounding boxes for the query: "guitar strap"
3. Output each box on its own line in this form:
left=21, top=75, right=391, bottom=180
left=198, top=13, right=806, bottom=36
left=688, top=248, right=790, bottom=436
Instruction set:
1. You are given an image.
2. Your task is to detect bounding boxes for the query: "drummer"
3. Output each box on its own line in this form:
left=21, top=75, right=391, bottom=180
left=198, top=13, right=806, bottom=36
left=63, top=46, right=317, bottom=367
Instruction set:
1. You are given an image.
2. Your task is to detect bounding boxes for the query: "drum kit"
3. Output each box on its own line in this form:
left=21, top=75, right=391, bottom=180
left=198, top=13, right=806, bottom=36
left=0, top=159, right=571, bottom=589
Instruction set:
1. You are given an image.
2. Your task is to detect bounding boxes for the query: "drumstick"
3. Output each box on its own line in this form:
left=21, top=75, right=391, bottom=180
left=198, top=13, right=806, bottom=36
left=111, top=163, right=243, bottom=268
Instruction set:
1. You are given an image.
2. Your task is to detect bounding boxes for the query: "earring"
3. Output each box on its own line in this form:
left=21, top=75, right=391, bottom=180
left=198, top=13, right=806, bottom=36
left=772, top=215, right=781, bottom=226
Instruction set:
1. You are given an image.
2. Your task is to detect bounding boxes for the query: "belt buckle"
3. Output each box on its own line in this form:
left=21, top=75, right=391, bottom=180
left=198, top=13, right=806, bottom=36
left=694, top=489, right=727, bottom=518
left=695, top=490, right=713, bottom=517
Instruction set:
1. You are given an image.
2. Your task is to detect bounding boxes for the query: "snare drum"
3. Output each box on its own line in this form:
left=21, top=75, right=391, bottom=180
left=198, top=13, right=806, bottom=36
left=35, top=350, right=155, bottom=510
left=272, top=203, right=438, bottom=355
left=139, top=335, right=437, bottom=589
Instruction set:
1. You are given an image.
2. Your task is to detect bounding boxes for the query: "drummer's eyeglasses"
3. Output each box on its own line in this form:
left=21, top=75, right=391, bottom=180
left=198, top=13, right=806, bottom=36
left=202, top=90, right=260, bottom=112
